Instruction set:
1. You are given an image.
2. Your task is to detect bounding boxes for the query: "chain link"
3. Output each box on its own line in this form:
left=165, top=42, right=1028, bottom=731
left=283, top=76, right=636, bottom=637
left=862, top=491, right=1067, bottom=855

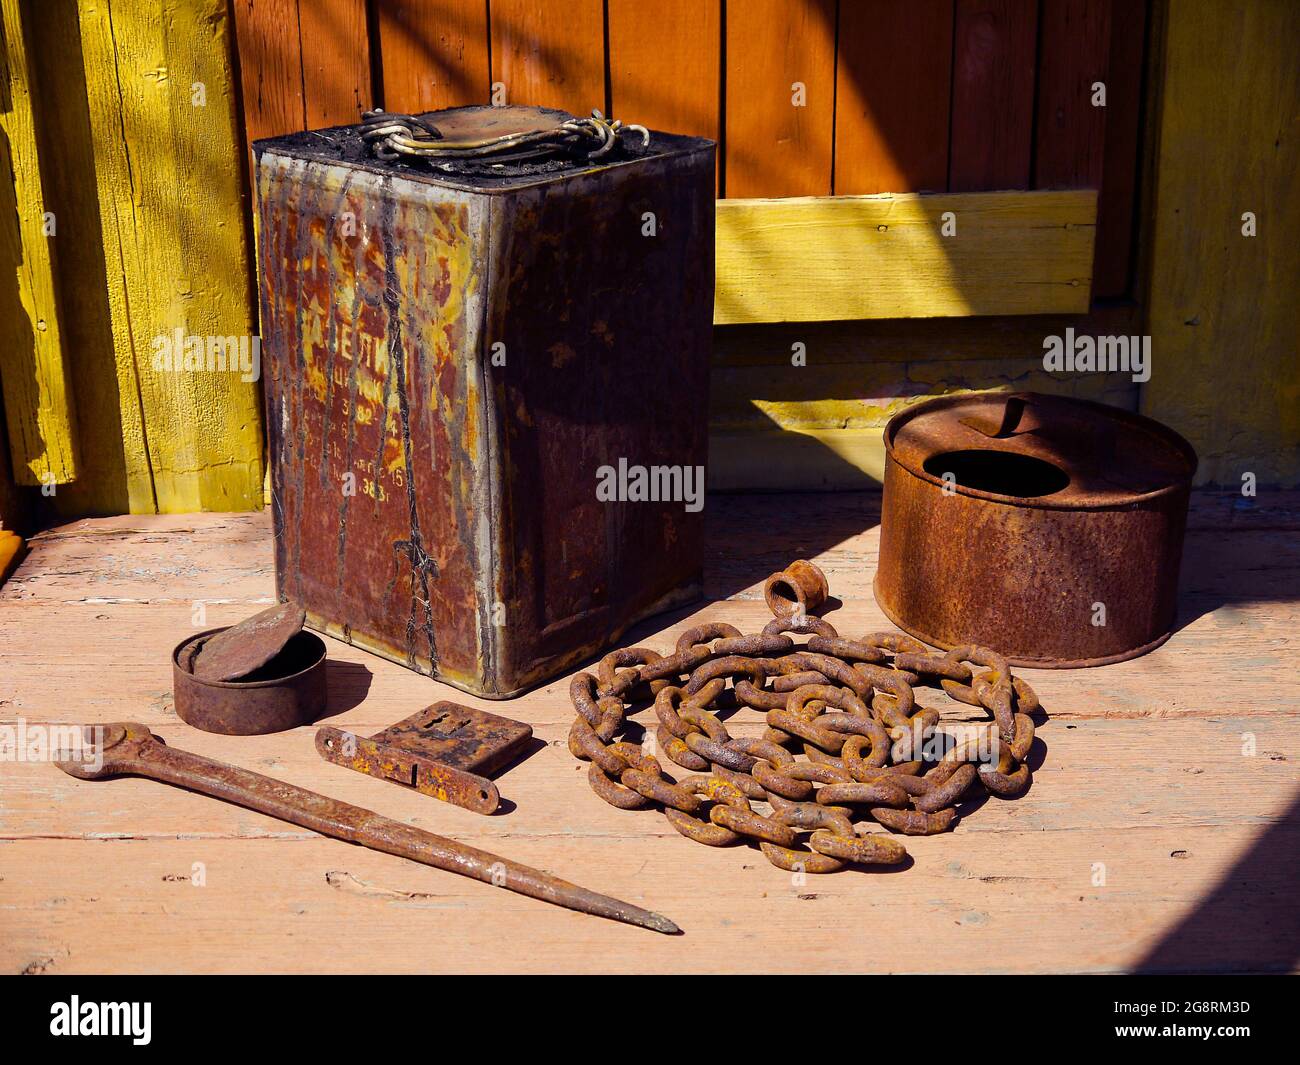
left=567, top=564, right=1042, bottom=875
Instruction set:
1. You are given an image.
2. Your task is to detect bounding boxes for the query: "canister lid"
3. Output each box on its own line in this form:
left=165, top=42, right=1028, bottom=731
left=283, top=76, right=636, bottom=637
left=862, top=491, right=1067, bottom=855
left=190, top=602, right=307, bottom=682
left=254, top=104, right=713, bottom=192
left=884, top=392, right=1197, bottom=508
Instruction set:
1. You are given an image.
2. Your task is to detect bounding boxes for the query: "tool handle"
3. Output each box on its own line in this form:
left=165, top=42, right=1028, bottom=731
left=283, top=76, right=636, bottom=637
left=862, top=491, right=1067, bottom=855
left=127, top=739, right=676, bottom=933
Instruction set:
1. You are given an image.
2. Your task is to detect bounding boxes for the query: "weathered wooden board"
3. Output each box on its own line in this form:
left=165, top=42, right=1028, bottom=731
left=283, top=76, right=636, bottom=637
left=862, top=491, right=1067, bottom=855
left=76, top=0, right=264, bottom=514
left=715, top=189, right=1096, bottom=324
left=1093, top=0, right=1146, bottom=297
left=299, top=0, right=373, bottom=127
left=1141, top=0, right=1300, bottom=487
left=230, top=0, right=306, bottom=142
left=607, top=0, right=719, bottom=190
left=1, top=496, right=1297, bottom=973
left=0, top=0, right=80, bottom=486
left=488, top=0, right=605, bottom=115
left=1033, top=0, right=1112, bottom=188
left=835, top=0, right=954, bottom=195
left=20, top=2, right=153, bottom=516
left=375, top=0, right=490, bottom=112
left=724, top=0, right=836, bottom=197
left=6, top=821, right=1296, bottom=975
left=948, top=0, right=1037, bottom=191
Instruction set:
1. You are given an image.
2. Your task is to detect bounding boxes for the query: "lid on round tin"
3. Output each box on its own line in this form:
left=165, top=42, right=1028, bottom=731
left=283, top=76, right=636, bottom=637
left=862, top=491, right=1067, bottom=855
left=190, top=602, right=307, bottom=682
left=885, top=392, right=1198, bottom=508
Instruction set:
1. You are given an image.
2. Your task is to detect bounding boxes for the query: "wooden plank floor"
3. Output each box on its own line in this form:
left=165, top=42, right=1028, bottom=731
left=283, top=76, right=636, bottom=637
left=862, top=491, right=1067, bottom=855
left=2, top=491, right=1297, bottom=974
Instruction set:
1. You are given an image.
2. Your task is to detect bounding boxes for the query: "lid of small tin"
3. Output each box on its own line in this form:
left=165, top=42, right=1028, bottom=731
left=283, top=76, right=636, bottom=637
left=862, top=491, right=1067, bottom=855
left=885, top=392, right=1198, bottom=508
left=190, top=602, right=308, bottom=682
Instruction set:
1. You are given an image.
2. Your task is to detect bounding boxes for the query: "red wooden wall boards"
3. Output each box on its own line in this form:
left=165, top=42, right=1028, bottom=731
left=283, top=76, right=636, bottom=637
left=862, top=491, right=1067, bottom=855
left=231, top=1, right=1147, bottom=298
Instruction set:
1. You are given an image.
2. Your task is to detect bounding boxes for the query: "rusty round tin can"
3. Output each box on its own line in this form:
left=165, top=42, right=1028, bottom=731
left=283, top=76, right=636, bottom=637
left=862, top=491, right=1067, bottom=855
left=172, top=627, right=327, bottom=735
left=875, top=392, right=1197, bottom=668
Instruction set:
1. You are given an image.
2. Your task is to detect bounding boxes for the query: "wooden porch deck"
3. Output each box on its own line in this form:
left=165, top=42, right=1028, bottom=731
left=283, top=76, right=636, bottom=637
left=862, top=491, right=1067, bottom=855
left=2, top=491, right=1297, bottom=974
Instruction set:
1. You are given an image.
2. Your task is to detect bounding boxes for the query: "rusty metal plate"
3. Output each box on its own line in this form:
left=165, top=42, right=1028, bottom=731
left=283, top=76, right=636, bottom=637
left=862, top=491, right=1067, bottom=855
left=316, top=702, right=534, bottom=814
left=875, top=392, right=1197, bottom=667
left=191, top=603, right=306, bottom=682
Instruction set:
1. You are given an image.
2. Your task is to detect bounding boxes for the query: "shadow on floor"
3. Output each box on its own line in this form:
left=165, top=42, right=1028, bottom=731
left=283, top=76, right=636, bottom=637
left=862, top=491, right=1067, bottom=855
left=1134, top=787, right=1300, bottom=974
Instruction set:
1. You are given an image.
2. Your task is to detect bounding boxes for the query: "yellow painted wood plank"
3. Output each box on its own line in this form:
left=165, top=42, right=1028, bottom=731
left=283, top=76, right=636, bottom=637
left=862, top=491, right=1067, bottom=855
left=707, top=365, right=1138, bottom=493
left=0, top=0, right=80, bottom=485
left=22, top=2, right=153, bottom=515
left=715, top=189, right=1097, bottom=325
left=77, top=0, right=263, bottom=513
left=0, top=527, right=21, bottom=584
left=1141, top=0, right=1300, bottom=487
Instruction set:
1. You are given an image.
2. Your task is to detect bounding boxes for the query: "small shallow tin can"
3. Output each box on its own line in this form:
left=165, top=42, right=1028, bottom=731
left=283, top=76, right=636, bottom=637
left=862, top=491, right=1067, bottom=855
left=875, top=392, right=1197, bottom=667
left=172, top=628, right=328, bottom=735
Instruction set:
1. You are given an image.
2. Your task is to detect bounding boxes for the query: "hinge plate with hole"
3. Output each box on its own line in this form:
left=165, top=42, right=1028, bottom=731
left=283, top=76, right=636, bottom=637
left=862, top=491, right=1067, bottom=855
left=315, top=702, right=533, bottom=814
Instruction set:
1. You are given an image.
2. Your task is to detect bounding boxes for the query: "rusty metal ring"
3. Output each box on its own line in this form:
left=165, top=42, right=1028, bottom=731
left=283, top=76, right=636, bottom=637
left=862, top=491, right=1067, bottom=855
left=657, top=725, right=710, bottom=771
left=805, top=635, right=890, bottom=664
left=762, top=615, right=840, bottom=639
left=816, top=779, right=910, bottom=807
left=809, top=827, right=908, bottom=865
left=767, top=709, right=848, bottom=753
left=588, top=762, right=652, bottom=809
left=674, top=623, right=744, bottom=656
left=662, top=775, right=749, bottom=846
left=871, top=806, right=957, bottom=835
left=710, top=804, right=800, bottom=848
left=914, top=763, right=977, bottom=812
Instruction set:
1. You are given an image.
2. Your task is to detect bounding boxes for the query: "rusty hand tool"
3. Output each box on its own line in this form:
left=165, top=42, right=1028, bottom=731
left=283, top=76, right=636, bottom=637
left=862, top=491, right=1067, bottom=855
left=54, top=723, right=679, bottom=935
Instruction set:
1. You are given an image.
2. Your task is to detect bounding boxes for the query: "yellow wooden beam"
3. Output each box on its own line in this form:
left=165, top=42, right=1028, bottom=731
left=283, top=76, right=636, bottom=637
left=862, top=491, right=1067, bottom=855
left=0, top=0, right=80, bottom=486
left=715, top=189, right=1097, bottom=325
left=1141, top=0, right=1300, bottom=486
left=0, top=527, right=21, bottom=585
left=76, top=0, right=263, bottom=513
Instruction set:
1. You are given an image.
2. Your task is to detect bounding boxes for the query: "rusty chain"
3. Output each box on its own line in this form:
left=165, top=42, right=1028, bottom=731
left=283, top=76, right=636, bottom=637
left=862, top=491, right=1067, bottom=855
left=567, top=568, right=1042, bottom=875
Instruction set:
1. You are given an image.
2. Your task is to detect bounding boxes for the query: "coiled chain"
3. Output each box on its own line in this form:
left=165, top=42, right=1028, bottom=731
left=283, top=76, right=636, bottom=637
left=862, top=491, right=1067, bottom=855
left=567, top=572, right=1042, bottom=875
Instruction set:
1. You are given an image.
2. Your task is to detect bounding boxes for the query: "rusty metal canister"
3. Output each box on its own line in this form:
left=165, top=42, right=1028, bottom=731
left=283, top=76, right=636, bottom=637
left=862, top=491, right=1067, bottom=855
left=875, top=392, right=1197, bottom=667
left=253, top=106, right=715, bottom=697
left=173, top=627, right=327, bottom=735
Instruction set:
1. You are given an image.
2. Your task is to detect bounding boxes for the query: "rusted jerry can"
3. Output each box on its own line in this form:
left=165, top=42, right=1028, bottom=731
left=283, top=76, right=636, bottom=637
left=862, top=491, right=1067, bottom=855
left=253, top=106, right=715, bottom=697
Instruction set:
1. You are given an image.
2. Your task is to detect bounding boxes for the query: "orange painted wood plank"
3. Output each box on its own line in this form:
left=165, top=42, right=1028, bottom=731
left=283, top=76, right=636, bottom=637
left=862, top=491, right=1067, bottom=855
left=231, top=0, right=305, bottom=142
left=725, top=0, right=836, bottom=198
left=607, top=0, right=720, bottom=140
left=948, top=0, right=1037, bottom=191
left=834, top=0, right=954, bottom=195
left=1033, top=0, right=1112, bottom=188
left=298, top=0, right=374, bottom=128
left=489, top=0, right=605, bottom=115
left=1093, top=0, right=1147, bottom=298
left=374, top=0, right=490, bottom=112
